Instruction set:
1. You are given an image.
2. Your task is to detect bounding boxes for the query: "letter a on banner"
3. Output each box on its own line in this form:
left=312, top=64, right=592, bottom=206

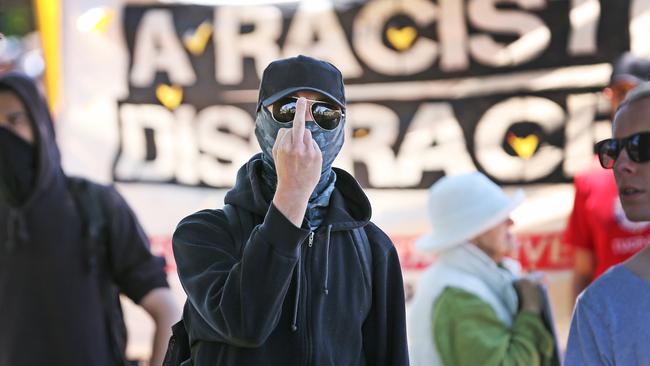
left=130, top=9, right=197, bottom=87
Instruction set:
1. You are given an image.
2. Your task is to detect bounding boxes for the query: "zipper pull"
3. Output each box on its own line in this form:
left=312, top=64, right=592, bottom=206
left=308, top=232, right=314, bottom=247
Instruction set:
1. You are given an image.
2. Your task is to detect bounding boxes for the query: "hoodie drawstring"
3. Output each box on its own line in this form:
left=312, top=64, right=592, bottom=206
left=6, top=208, right=29, bottom=251
left=323, top=225, right=332, bottom=295
left=291, top=253, right=301, bottom=332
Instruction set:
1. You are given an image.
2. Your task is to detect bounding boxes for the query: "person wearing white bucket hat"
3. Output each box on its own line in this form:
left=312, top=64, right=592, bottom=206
left=407, top=172, right=554, bottom=366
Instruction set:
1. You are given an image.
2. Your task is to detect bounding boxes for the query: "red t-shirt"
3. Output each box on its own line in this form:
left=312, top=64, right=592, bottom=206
left=564, top=169, right=650, bottom=280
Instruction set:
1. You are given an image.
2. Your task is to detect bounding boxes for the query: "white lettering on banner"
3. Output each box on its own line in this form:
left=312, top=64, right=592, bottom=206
left=344, top=103, right=475, bottom=187
left=196, top=105, right=255, bottom=186
left=122, top=0, right=650, bottom=87
left=520, top=236, right=548, bottom=268
left=115, top=104, right=256, bottom=186
left=467, top=0, right=550, bottom=67
left=353, top=0, right=438, bottom=75
left=396, top=103, right=476, bottom=185
left=283, top=0, right=363, bottom=78
left=215, top=6, right=282, bottom=85
left=115, top=104, right=177, bottom=180
left=344, top=103, right=401, bottom=187
left=548, top=235, right=564, bottom=265
left=116, top=101, right=476, bottom=187
left=174, top=105, right=201, bottom=185
left=115, top=94, right=610, bottom=187
left=563, top=93, right=599, bottom=176
left=612, top=236, right=650, bottom=255
left=117, top=1, right=650, bottom=187
left=438, top=0, right=469, bottom=71
left=130, top=10, right=196, bottom=87
left=568, top=0, right=600, bottom=55
left=121, top=1, right=618, bottom=83
left=475, top=96, right=564, bottom=181
left=511, top=234, right=571, bottom=269
left=124, top=0, right=650, bottom=83
left=630, top=0, right=650, bottom=58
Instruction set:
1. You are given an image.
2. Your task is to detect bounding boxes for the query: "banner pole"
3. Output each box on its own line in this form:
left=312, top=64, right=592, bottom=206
left=34, top=0, right=62, bottom=114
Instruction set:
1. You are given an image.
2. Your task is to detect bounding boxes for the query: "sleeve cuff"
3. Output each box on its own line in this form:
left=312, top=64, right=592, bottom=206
left=126, top=256, right=170, bottom=304
left=257, top=203, right=311, bottom=257
left=515, top=311, right=555, bottom=359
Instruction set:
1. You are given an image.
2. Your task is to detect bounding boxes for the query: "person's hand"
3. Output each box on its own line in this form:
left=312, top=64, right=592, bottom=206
left=272, top=97, right=323, bottom=227
left=514, top=278, right=543, bottom=314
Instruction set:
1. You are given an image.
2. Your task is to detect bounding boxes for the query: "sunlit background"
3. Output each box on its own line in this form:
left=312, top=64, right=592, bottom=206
left=3, top=0, right=645, bottom=363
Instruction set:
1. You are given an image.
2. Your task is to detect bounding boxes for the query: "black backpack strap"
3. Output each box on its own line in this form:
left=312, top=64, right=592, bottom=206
left=68, top=177, right=106, bottom=274
left=67, top=177, right=129, bottom=366
left=352, top=226, right=373, bottom=291
left=163, top=318, right=192, bottom=366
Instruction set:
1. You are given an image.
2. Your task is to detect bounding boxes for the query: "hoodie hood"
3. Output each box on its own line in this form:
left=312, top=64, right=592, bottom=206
left=0, top=72, right=62, bottom=206
left=0, top=72, right=65, bottom=251
left=224, top=154, right=371, bottom=231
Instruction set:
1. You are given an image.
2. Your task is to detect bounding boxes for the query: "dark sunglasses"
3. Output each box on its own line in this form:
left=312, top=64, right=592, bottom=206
left=596, top=132, right=650, bottom=169
left=270, top=97, right=344, bottom=130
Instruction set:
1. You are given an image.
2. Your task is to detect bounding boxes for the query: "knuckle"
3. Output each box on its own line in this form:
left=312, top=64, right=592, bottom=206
left=289, top=146, right=302, bottom=157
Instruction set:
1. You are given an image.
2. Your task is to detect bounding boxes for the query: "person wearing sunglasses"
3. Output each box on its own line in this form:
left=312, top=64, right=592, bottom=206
left=565, top=82, right=650, bottom=365
left=172, top=55, right=409, bottom=366
left=563, top=53, right=650, bottom=309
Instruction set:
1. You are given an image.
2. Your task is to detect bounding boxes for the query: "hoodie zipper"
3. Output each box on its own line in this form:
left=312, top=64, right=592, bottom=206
left=305, top=231, right=314, bottom=365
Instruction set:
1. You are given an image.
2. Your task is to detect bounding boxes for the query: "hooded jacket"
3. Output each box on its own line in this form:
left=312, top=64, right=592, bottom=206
left=173, top=155, right=409, bottom=365
left=0, top=73, right=168, bottom=366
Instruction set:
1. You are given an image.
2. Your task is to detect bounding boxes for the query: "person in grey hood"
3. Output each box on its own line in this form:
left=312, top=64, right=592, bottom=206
left=172, top=55, right=409, bottom=365
left=0, top=72, right=179, bottom=366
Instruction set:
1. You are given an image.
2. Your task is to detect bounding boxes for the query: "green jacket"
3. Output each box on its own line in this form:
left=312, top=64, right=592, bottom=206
left=433, top=287, right=553, bottom=366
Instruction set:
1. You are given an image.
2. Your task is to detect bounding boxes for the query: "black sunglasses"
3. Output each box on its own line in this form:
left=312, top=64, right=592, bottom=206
left=596, top=132, right=650, bottom=169
left=270, top=97, right=344, bottom=130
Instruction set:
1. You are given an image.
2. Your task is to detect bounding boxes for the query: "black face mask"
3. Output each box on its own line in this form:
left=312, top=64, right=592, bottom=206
left=0, top=127, right=36, bottom=205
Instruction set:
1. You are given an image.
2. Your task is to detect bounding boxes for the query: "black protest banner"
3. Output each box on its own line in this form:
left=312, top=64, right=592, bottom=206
left=115, top=0, right=636, bottom=188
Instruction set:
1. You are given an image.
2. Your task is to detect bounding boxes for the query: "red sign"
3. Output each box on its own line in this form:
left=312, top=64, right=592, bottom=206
left=392, top=231, right=574, bottom=271
left=152, top=231, right=574, bottom=274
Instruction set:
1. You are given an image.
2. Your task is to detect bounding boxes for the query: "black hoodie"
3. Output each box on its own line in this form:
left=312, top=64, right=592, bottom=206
left=0, top=73, right=168, bottom=365
left=173, top=155, right=409, bottom=365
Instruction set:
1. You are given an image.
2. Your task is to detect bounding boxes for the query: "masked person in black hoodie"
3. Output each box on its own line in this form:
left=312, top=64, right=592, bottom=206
left=0, top=73, right=179, bottom=366
left=173, top=55, right=409, bottom=365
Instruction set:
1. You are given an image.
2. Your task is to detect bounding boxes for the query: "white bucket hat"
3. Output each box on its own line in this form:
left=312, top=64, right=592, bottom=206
left=416, top=172, right=525, bottom=253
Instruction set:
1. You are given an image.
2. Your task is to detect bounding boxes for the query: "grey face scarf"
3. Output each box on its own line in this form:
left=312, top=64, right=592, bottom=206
left=255, top=106, right=345, bottom=230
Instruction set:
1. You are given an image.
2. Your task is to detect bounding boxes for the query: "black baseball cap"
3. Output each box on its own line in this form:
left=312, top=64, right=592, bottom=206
left=610, top=52, right=650, bottom=85
left=257, top=55, right=345, bottom=110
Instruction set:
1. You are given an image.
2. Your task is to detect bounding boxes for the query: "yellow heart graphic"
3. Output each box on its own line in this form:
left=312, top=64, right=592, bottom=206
left=76, top=8, right=114, bottom=34
left=184, top=21, right=213, bottom=56
left=354, top=128, right=370, bottom=138
left=386, top=26, right=417, bottom=51
left=507, top=133, right=539, bottom=160
left=156, top=84, right=183, bottom=110
left=94, top=10, right=114, bottom=34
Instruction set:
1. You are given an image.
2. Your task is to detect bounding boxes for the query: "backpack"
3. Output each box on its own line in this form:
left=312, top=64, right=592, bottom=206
left=162, top=204, right=372, bottom=366
left=67, top=177, right=131, bottom=366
